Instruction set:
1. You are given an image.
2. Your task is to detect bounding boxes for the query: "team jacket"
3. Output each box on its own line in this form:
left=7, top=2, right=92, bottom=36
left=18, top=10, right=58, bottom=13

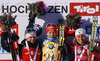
left=74, top=43, right=89, bottom=61
left=21, top=45, right=41, bottom=61
left=1, top=32, right=42, bottom=61
left=73, top=42, right=100, bottom=61
left=42, top=39, right=59, bottom=61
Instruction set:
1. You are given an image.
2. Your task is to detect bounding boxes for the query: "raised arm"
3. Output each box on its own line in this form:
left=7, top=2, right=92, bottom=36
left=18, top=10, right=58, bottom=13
left=1, top=32, right=10, bottom=52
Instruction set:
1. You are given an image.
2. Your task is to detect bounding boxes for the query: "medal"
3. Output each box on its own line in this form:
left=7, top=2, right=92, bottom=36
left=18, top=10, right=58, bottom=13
left=46, top=40, right=57, bottom=60
left=49, top=44, right=54, bottom=49
left=77, top=49, right=82, bottom=55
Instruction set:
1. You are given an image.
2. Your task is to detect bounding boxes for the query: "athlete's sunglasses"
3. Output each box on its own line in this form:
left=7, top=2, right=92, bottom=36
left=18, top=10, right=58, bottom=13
left=46, top=23, right=56, bottom=27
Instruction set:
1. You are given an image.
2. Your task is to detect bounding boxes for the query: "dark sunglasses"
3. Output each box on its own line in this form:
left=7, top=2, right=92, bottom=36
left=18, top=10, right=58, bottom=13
left=25, top=28, right=35, bottom=33
left=46, top=23, right=56, bottom=27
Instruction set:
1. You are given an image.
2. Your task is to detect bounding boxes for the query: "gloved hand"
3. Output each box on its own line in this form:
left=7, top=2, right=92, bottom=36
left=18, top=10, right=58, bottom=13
left=91, top=46, right=96, bottom=52
left=11, top=31, right=19, bottom=42
left=28, top=12, right=37, bottom=22
left=91, top=46, right=100, bottom=53
left=91, top=43, right=100, bottom=53
left=58, top=46, right=67, bottom=59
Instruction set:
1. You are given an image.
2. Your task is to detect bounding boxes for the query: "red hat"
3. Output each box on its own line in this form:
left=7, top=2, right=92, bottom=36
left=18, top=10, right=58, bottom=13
left=46, top=24, right=56, bottom=33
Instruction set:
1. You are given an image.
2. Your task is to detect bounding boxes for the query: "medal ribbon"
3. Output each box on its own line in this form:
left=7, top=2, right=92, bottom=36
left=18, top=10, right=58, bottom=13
left=46, top=40, right=57, bottom=61
left=75, top=45, right=88, bottom=61
left=26, top=41, right=39, bottom=61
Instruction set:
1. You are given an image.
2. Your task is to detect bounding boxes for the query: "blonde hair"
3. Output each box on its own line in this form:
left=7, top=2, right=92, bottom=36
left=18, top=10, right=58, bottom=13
left=73, top=35, right=89, bottom=46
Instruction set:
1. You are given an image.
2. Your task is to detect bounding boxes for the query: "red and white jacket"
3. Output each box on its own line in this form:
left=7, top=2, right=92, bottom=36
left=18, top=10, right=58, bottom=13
left=21, top=46, right=41, bottom=61
left=74, top=43, right=89, bottom=61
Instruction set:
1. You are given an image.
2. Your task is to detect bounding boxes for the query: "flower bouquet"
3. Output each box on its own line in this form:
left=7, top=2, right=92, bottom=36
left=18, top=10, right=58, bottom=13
left=27, top=1, right=46, bottom=22
left=0, top=12, right=17, bottom=31
left=65, top=13, right=82, bottom=30
left=65, top=13, right=82, bottom=36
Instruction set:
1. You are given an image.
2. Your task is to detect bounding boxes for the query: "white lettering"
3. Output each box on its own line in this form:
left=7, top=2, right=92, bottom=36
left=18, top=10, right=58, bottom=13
left=96, top=5, right=99, bottom=12
left=74, top=6, right=81, bottom=12
left=83, top=6, right=89, bottom=12
left=11, top=28, right=17, bottom=33
left=69, top=29, right=75, bottom=31
left=87, top=8, right=95, bottom=14
left=74, top=5, right=99, bottom=14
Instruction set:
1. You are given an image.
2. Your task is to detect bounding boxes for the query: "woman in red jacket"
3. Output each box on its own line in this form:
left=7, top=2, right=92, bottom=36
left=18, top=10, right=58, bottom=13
left=73, top=28, right=89, bottom=61
left=1, top=28, right=42, bottom=61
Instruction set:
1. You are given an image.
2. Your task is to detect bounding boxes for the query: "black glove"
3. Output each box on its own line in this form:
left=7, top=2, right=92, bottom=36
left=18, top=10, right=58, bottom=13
left=91, top=43, right=99, bottom=53
left=58, top=46, right=66, bottom=52
left=91, top=46, right=96, bottom=52
left=28, top=12, right=37, bottom=22
left=11, top=31, right=19, bottom=42
left=91, top=46, right=100, bottom=53
left=58, top=46, right=67, bottom=59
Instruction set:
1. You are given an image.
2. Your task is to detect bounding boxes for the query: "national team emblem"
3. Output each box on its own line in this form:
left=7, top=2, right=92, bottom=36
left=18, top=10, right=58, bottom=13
left=77, top=49, right=82, bottom=55
left=49, top=44, right=54, bottom=49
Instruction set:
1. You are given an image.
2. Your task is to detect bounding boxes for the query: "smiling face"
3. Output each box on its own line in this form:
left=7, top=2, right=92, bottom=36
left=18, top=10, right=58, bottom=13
left=75, top=34, right=86, bottom=45
left=47, top=31, right=56, bottom=38
left=26, top=36, right=36, bottom=44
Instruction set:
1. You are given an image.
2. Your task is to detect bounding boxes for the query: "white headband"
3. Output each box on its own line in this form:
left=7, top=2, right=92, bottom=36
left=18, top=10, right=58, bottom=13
left=25, top=31, right=36, bottom=39
left=75, top=28, right=86, bottom=36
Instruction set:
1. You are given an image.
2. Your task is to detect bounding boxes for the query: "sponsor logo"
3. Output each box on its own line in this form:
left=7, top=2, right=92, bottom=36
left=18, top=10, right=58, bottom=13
left=70, top=2, right=100, bottom=16
left=0, top=5, right=68, bottom=14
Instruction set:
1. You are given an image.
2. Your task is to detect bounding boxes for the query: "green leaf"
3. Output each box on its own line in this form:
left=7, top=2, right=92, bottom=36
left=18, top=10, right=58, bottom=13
left=13, top=15, right=17, bottom=21
left=70, top=13, right=73, bottom=17
left=71, top=20, right=75, bottom=23
left=74, top=15, right=79, bottom=20
left=27, top=3, right=31, bottom=5
left=75, top=13, right=79, bottom=16
left=3, top=13, right=6, bottom=16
